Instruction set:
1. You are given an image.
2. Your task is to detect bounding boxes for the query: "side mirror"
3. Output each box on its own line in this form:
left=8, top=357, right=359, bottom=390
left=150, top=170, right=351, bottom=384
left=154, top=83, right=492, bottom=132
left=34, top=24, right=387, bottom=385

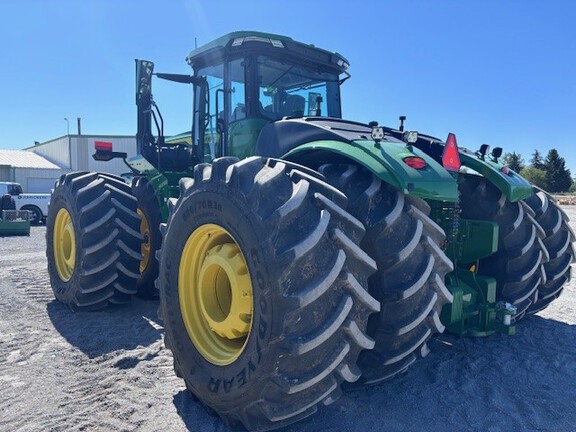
left=92, top=141, right=127, bottom=162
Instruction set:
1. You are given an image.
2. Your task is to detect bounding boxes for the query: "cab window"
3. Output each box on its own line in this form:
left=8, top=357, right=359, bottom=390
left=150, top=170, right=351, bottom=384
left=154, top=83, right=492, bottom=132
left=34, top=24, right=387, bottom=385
left=256, top=56, right=340, bottom=119
left=229, top=58, right=246, bottom=122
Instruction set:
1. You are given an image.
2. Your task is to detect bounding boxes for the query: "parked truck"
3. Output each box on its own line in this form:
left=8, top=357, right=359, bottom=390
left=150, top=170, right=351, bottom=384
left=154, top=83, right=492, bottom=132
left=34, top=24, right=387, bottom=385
left=45, top=32, right=575, bottom=431
left=0, top=182, right=49, bottom=225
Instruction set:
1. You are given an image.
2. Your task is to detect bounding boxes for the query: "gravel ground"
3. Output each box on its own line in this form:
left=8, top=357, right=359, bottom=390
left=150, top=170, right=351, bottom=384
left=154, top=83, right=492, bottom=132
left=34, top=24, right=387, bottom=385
left=1, top=209, right=575, bottom=432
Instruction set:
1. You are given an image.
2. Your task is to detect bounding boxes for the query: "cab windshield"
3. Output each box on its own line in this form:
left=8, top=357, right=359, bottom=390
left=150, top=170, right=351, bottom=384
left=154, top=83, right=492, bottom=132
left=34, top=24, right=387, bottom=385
left=257, top=56, right=341, bottom=120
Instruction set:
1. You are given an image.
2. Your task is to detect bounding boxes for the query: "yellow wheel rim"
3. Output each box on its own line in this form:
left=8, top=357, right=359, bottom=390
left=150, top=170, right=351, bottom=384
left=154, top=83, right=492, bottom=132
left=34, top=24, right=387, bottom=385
left=53, top=208, right=76, bottom=282
left=179, top=224, right=253, bottom=366
left=138, top=208, right=151, bottom=273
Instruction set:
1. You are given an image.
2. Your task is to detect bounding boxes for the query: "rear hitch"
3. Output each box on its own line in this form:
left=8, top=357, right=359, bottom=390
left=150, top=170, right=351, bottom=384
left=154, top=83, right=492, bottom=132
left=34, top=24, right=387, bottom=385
left=495, top=301, right=517, bottom=327
left=441, top=272, right=517, bottom=337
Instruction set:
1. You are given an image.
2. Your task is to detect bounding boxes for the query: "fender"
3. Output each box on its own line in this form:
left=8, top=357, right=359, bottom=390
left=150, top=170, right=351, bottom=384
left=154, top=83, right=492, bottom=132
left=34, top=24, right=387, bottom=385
left=458, top=149, right=533, bottom=202
left=385, top=129, right=533, bottom=203
left=284, top=139, right=459, bottom=202
left=256, top=117, right=458, bottom=202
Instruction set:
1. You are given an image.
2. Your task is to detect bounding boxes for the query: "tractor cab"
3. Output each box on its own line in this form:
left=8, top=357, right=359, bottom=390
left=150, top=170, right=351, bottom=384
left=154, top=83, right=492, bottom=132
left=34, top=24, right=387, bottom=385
left=135, top=32, right=350, bottom=170
left=186, top=32, right=348, bottom=161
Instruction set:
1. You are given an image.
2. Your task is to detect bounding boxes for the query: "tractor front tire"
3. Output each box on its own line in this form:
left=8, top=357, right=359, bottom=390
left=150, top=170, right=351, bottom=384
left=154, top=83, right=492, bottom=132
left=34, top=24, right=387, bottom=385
left=132, top=177, right=162, bottom=299
left=159, top=157, right=378, bottom=431
left=523, top=187, right=575, bottom=313
left=319, top=164, right=453, bottom=385
left=458, top=174, right=547, bottom=320
left=46, top=172, right=142, bottom=310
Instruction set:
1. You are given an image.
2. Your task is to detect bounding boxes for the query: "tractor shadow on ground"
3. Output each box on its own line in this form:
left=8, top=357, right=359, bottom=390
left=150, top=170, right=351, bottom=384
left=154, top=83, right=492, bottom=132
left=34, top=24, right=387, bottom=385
left=173, top=390, right=224, bottom=432
left=46, top=296, right=163, bottom=358
left=170, top=314, right=576, bottom=432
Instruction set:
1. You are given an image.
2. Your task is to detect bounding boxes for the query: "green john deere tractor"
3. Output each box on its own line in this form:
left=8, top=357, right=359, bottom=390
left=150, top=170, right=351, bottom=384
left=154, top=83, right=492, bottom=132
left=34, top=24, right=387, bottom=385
left=46, top=31, right=575, bottom=430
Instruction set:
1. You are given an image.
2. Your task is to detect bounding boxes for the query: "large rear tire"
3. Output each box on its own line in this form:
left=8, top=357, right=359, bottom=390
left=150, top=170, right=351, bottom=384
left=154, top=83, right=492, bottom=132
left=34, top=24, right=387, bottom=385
left=458, top=174, right=547, bottom=320
left=523, top=187, right=575, bottom=313
left=46, top=172, right=142, bottom=310
left=132, top=177, right=162, bottom=299
left=319, top=164, right=453, bottom=385
left=159, top=157, right=378, bottom=431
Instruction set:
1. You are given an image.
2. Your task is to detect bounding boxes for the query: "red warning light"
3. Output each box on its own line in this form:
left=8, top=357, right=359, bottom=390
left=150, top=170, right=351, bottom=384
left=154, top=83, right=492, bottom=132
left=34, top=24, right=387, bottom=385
left=442, top=133, right=461, bottom=172
left=95, top=141, right=113, bottom=152
left=403, top=156, right=427, bottom=170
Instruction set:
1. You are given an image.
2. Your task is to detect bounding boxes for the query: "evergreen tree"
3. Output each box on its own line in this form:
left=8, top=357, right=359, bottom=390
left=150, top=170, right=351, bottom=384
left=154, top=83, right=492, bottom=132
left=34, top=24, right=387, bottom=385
left=504, top=152, right=525, bottom=173
left=544, top=149, right=572, bottom=193
left=530, top=150, right=545, bottom=169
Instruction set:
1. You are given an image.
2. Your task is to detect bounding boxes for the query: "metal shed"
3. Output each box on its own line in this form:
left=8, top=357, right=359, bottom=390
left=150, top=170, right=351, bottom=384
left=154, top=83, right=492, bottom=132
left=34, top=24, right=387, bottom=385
left=0, top=149, right=68, bottom=193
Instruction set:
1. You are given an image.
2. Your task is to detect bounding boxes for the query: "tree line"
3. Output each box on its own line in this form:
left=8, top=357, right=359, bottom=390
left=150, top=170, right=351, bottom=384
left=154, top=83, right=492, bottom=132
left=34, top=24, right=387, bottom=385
left=504, top=149, right=574, bottom=193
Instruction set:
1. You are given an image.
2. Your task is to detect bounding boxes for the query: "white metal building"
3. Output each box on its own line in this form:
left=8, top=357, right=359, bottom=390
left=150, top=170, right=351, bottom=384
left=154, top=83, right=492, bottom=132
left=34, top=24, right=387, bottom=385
left=26, top=135, right=137, bottom=177
left=0, top=149, right=68, bottom=193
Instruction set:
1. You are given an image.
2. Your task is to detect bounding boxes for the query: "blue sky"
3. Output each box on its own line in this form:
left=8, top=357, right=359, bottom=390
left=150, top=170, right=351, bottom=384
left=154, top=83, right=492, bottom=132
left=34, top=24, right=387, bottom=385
left=1, top=0, right=575, bottom=172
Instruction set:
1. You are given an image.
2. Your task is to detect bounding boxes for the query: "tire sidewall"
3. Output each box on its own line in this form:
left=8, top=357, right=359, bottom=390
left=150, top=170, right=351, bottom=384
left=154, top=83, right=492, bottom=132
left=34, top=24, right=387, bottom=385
left=46, top=183, right=81, bottom=304
left=160, top=183, right=279, bottom=407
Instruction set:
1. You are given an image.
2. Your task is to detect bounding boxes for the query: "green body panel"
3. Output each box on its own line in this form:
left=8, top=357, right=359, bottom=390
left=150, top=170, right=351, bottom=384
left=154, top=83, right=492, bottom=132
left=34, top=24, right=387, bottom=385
left=460, top=151, right=532, bottom=202
left=126, top=154, right=187, bottom=222
left=442, top=272, right=516, bottom=336
left=228, top=118, right=269, bottom=160
left=445, top=219, right=499, bottom=265
left=146, top=172, right=171, bottom=221
left=430, top=201, right=515, bottom=337
left=285, top=139, right=459, bottom=202
left=0, top=219, right=30, bottom=236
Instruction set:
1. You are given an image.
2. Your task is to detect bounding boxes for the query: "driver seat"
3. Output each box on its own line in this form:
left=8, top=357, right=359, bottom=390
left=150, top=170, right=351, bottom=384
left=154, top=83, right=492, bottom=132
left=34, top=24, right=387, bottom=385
left=281, top=95, right=305, bottom=117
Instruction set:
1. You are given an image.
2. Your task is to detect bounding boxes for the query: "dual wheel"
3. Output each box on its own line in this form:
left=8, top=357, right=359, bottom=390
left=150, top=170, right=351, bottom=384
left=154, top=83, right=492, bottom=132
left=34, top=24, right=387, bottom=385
left=523, top=187, right=575, bottom=313
left=159, top=157, right=379, bottom=430
left=458, top=175, right=574, bottom=320
left=319, top=164, right=454, bottom=384
left=46, top=173, right=164, bottom=308
left=159, top=159, right=455, bottom=428
left=46, top=172, right=142, bottom=309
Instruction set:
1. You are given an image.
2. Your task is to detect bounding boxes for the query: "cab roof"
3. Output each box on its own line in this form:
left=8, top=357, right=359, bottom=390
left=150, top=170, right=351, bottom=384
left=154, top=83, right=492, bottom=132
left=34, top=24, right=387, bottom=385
left=186, top=31, right=349, bottom=73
